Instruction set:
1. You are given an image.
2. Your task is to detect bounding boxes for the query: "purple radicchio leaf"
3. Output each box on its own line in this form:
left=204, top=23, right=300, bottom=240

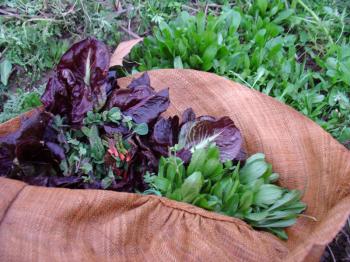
left=124, top=88, right=170, bottom=124
left=105, top=85, right=154, bottom=111
left=0, top=110, right=64, bottom=182
left=127, top=72, right=151, bottom=90
left=106, top=73, right=170, bottom=125
left=41, top=37, right=110, bottom=126
left=178, top=116, right=246, bottom=162
left=148, top=116, right=179, bottom=156
left=181, top=107, right=196, bottom=125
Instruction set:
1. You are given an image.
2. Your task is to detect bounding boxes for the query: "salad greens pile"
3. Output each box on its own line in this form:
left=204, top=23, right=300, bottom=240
left=0, top=38, right=306, bottom=239
left=144, top=145, right=306, bottom=240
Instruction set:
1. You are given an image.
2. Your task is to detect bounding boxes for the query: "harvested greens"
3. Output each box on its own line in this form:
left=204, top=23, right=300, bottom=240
left=0, top=38, right=306, bottom=239
left=144, top=145, right=306, bottom=240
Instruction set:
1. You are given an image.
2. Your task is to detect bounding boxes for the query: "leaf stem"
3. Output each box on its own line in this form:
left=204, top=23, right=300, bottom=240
left=296, top=0, right=334, bottom=44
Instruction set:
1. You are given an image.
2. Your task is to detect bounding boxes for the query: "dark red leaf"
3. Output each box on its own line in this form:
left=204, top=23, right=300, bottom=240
left=105, top=86, right=154, bottom=111
left=127, top=72, right=151, bottom=90
left=41, top=37, right=110, bottom=126
left=178, top=116, right=246, bottom=162
left=124, top=88, right=170, bottom=124
left=181, top=107, right=196, bottom=125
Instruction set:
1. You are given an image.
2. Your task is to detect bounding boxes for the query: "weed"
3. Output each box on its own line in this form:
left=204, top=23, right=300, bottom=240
left=0, top=0, right=120, bottom=86
left=0, top=85, right=43, bottom=123
left=130, top=0, right=350, bottom=146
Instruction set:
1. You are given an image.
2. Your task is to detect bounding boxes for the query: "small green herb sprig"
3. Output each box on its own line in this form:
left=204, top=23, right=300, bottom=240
left=53, top=107, right=148, bottom=189
left=144, top=144, right=306, bottom=240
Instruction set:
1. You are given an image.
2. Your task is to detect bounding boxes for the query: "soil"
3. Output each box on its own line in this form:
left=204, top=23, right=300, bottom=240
left=296, top=46, right=322, bottom=72
left=321, top=219, right=350, bottom=261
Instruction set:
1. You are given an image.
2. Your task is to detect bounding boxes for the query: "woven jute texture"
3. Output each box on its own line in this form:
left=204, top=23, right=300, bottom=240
left=0, top=69, right=349, bottom=262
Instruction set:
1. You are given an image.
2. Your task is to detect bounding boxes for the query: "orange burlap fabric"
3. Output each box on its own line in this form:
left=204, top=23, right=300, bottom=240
left=0, top=69, right=349, bottom=262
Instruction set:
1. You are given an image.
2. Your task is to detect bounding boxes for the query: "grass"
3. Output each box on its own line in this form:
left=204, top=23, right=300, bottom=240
left=0, top=0, right=349, bottom=260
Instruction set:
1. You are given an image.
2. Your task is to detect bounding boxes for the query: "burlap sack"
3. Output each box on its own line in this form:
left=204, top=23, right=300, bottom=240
left=0, top=69, right=349, bottom=262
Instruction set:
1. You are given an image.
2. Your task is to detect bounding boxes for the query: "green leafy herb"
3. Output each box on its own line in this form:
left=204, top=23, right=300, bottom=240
left=54, top=107, right=149, bottom=189
left=144, top=144, right=306, bottom=240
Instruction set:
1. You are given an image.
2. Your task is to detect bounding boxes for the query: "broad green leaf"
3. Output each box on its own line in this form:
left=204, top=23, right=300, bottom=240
left=209, top=165, right=224, bottom=182
left=196, top=12, right=206, bottom=34
left=133, top=123, right=149, bottom=135
left=257, top=0, right=268, bottom=14
left=181, top=171, right=204, bottom=203
left=169, top=188, right=182, bottom=201
left=173, top=56, right=184, bottom=69
left=108, top=108, right=122, bottom=122
left=249, top=178, right=264, bottom=192
left=255, top=29, right=267, bottom=47
left=239, top=190, right=253, bottom=211
left=267, top=173, right=279, bottom=183
left=101, top=176, right=113, bottom=189
left=267, top=190, right=302, bottom=211
left=177, top=40, right=188, bottom=58
left=244, top=211, right=269, bottom=221
left=268, top=228, right=288, bottom=240
left=254, top=184, right=283, bottom=206
left=202, top=158, right=222, bottom=178
left=266, top=210, right=299, bottom=220
left=206, top=145, right=220, bottom=160
left=0, top=59, right=12, bottom=86
left=231, top=10, right=241, bottom=31
left=158, top=157, right=167, bottom=177
left=211, top=177, right=231, bottom=199
left=202, top=44, right=218, bottom=71
left=80, top=162, right=92, bottom=174
left=339, top=128, right=350, bottom=144
left=239, top=159, right=268, bottom=184
left=245, top=153, right=265, bottom=165
left=194, top=194, right=221, bottom=211
left=88, top=125, right=105, bottom=161
left=273, top=9, right=294, bottom=24
left=189, top=55, right=203, bottom=68
left=187, top=148, right=207, bottom=175
left=217, top=32, right=223, bottom=45
left=154, top=176, right=171, bottom=193
left=254, top=218, right=296, bottom=228
left=166, top=161, right=177, bottom=183
left=223, top=193, right=239, bottom=215
left=223, top=178, right=240, bottom=203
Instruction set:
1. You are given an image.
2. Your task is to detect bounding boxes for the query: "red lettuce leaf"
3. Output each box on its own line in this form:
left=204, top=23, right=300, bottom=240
left=181, top=107, right=196, bottom=125
left=178, top=116, right=246, bottom=162
left=41, top=37, right=110, bottom=126
left=124, top=88, right=170, bottom=124
left=105, top=86, right=154, bottom=111
left=127, top=72, right=151, bottom=89
left=106, top=73, right=170, bottom=125
left=0, top=110, right=64, bottom=182
left=148, top=116, right=179, bottom=156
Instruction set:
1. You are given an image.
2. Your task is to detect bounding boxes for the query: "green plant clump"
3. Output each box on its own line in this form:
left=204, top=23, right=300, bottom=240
left=0, top=86, right=43, bottom=123
left=131, top=0, right=350, bottom=147
left=144, top=144, right=306, bottom=240
left=53, top=108, right=148, bottom=189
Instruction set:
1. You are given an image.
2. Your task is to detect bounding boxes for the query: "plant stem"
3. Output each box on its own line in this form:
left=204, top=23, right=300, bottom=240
left=296, top=0, right=334, bottom=44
